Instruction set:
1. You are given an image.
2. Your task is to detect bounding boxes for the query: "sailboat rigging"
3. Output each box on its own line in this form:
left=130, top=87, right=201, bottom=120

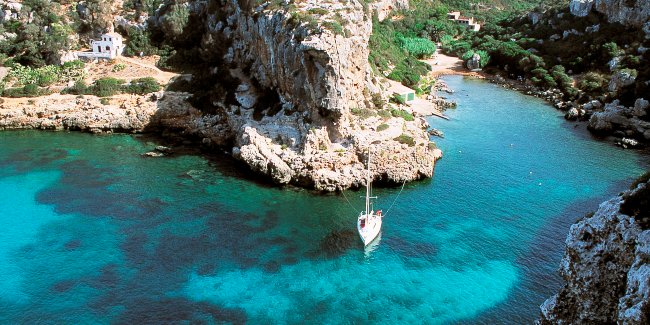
left=357, top=148, right=382, bottom=246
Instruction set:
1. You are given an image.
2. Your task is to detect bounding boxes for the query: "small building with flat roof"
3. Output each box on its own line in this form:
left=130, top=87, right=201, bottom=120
left=388, top=82, right=416, bottom=104
left=76, top=33, right=125, bottom=60
left=448, top=12, right=481, bottom=31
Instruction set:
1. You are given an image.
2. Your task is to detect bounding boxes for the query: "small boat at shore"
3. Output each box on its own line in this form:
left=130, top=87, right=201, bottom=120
left=357, top=149, right=382, bottom=246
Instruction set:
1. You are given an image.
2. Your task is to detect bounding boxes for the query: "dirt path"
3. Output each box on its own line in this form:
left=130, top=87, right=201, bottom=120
left=82, top=56, right=178, bottom=85
left=117, top=56, right=178, bottom=84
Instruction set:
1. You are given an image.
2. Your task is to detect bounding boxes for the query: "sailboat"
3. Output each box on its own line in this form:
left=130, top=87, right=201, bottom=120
left=357, top=149, right=383, bottom=246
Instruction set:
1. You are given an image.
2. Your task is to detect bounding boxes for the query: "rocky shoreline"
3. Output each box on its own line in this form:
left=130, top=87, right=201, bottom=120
left=538, top=177, right=650, bottom=324
left=477, top=72, right=650, bottom=148
left=0, top=0, right=445, bottom=192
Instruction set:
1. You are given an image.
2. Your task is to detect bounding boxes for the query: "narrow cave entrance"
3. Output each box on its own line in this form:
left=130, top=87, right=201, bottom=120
left=252, top=82, right=283, bottom=121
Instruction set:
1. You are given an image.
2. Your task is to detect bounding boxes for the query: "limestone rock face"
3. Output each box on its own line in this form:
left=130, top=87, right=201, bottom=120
left=369, top=0, right=409, bottom=21
left=570, top=0, right=650, bottom=27
left=145, top=0, right=440, bottom=191
left=0, top=92, right=193, bottom=133
left=538, top=180, right=650, bottom=324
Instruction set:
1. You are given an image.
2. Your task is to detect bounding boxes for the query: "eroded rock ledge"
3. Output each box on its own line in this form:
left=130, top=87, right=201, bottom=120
left=538, top=178, right=650, bottom=324
left=1, top=0, right=442, bottom=191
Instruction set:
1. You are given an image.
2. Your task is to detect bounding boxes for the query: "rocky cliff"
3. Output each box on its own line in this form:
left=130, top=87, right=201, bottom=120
left=570, top=0, right=650, bottom=27
left=145, top=0, right=441, bottom=191
left=538, top=177, right=650, bottom=324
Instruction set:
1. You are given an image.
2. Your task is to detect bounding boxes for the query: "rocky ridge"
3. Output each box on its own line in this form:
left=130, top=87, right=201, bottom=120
left=570, top=0, right=650, bottom=27
left=144, top=0, right=441, bottom=191
left=538, top=178, right=650, bottom=324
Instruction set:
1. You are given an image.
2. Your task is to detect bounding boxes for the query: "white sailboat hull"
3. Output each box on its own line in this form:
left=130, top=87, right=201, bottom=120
left=357, top=212, right=382, bottom=246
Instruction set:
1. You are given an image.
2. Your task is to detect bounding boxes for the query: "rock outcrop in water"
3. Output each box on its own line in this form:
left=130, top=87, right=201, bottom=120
left=143, top=0, right=441, bottom=191
left=538, top=177, right=650, bottom=324
left=0, top=92, right=193, bottom=133
left=570, top=0, right=650, bottom=26
left=0, top=0, right=441, bottom=191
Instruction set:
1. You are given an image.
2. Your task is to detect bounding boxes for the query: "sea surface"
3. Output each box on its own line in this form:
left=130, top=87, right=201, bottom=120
left=0, top=75, right=648, bottom=324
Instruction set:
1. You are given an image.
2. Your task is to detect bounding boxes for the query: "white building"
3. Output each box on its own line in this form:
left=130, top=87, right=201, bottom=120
left=77, top=33, right=125, bottom=59
left=448, top=11, right=481, bottom=32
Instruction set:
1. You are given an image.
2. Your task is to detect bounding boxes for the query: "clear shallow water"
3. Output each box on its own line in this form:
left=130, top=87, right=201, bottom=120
left=0, top=75, right=648, bottom=324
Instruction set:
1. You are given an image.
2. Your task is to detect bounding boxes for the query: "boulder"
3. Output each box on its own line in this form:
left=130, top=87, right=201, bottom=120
left=608, top=70, right=637, bottom=93
left=565, top=107, right=580, bottom=120
left=588, top=101, right=626, bottom=133
left=562, top=29, right=581, bottom=39
left=143, top=151, right=165, bottom=157
left=631, top=98, right=649, bottom=117
left=76, top=2, right=90, bottom=20
left=528, top=12, right=542, bottom=25
left=618, top=137, right=640, bottom=148
left=583, top=100, right=603, bottom=111
left=155, top=145, right=173, bottom=154
left=428, top=128, right=444, bottom=138
left=466, top=53, right=481, bottom=71
left=608, top=57, right=621, bottom=71
left=585, top=24, right=600, bottom=33
left=569, top=0, right=593, bottom=17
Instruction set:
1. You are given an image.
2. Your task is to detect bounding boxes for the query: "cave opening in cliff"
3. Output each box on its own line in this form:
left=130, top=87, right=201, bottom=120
left=251, top=81, right=283, bottom=121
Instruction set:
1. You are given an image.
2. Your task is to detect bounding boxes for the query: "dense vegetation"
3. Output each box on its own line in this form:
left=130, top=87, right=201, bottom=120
left=368, top=0, right=648, bottom=107
left=62, top=77, right=161, bottom=97
left=367, top=0, right=556, bottom=88
left=458, top=6, right=649, bottom=104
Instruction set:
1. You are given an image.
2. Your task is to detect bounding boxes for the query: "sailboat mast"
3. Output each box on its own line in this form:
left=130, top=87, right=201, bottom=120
left=365, top=148, right=371, bottom=216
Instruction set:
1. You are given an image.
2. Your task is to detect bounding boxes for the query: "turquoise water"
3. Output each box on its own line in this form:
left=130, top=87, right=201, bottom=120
left=0, top=75, right=647, bottom=324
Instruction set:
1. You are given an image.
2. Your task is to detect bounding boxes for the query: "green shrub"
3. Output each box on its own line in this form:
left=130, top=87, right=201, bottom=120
left=307, top=8, right=328, bottom=15
left=578, top=72, right=608, bottom=93
left=3, top=84, right=41, bottom=97
left=124, top=27, right=159, bottom=57
left=390, top=108, right=414, bottom=121
left=390, top=94, right=406, bottom=105
left=371, top=93, right=385, bottom=109
left=99, top=98, right=110, bottom=105
left=602, top=42, right=621, bottom=60
left=394, top=134, right=415, bottom=146
left=377, top=123, right=389, bottom=131
left=23, top=84, right=40, bottom=96
left=322, top=21, right=344, bottom=35
left=397, top=36, right=436, bottom=59
left=350, top=107, right=376, bottom=119
left=89, top=77, right=125, bottom=97
left=62, top=80, right=88, bottom=95
left=36, top=65, right=61, bottom=86
left=112, top=63, right=126, bottom=72
left=377, top=109, right=392, bottom=119
left=123, top=77, right=160, bottom=95
left=162, top=3, right=190, bottom=37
